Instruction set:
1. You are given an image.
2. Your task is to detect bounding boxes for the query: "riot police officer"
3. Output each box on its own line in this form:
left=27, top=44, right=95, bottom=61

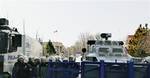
left=12, top=55, right=30, bottom=78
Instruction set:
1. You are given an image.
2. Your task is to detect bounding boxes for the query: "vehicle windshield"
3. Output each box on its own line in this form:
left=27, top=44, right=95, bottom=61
left=99, top=47, right=109, bottom=53
left=86, top=57, right=97, bottom=62
left=0, top=32, right=8, bottom=53
left=112, top=48, right=123, bottom=53
left=112, top=41, right=118, bottom=45
left=104, top=41, right=111, bottom=45
left=96, top=41, right=103, bottom=45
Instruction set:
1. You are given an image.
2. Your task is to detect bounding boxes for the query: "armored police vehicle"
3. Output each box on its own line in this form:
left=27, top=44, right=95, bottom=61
left=84, top=33, right=132, bottom=63
left=0, top=18, right=42, bottom=77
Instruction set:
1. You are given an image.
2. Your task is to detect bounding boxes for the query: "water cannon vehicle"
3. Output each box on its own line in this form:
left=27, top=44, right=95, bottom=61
left=0, top=18, right=43, bottom=77
left=82, top=33, right=132, bottom=63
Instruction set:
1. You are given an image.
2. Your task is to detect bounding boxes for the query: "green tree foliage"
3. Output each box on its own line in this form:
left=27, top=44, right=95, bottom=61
left=46, top=40, right=56, bottom=55
left=128, top=24, right=149, bottom=57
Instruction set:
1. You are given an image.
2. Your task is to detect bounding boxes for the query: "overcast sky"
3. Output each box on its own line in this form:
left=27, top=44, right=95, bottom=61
left=0, top=0, right=150, bottom=47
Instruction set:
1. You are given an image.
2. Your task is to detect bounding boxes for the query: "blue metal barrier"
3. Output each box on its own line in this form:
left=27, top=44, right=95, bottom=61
left=105, top=62, right=128, bottom=78
left=80, top=61, right=150, bottom=78
left=47, top=61, right=80, bottom=78
left=100, top=60, right=104, bottom=78
left=136, top=64, right=150, bottom=78
left=38, top=60, right=150, bottom=78
left=81, top=61, right=100, bottom=78
left=81, top=62, right=84, bottom=78
left=148, top=64, right=150, bottom=78
left=40, top=63, right=48, bottom=78
left=128, top=61, right=134, bottom=78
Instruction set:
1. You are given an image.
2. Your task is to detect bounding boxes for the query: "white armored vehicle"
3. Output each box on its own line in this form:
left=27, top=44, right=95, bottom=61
left=84, top=33, right=132, bottom=63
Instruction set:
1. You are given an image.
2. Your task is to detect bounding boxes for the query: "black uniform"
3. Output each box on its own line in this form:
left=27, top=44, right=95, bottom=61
left=28, top=60, right=37, bottom=78
left=12, top=61, right=30, bottom=78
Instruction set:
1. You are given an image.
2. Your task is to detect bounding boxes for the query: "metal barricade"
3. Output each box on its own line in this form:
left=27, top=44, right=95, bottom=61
left=105, top=62, right=128, bottom=78
left=81, top=61, right=104, bottom=78
left=81, top=61, right=150, bottom=78
left=39, top=63, right=48, bottom=78
left=38, top=60, right=150, bottom=78
left=46, top=61, right=80, bottom=78
left=134, top=64, right=149, bottom=78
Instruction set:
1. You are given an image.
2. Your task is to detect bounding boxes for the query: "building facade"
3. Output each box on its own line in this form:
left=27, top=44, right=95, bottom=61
left=43, top=41, right=67, bottom=57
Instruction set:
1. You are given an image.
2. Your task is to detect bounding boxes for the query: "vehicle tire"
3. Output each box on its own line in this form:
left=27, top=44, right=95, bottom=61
left=3, top=72, right=11, bottom=78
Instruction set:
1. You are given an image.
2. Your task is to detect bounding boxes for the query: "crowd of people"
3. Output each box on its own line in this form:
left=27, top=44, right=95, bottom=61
left=11, top=55, right=78, bottom=78
left=12, top=55, right=42, bottom=78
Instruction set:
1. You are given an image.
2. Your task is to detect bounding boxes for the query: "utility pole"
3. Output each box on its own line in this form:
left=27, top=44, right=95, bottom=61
left=22, top=19, right=26, bottom=55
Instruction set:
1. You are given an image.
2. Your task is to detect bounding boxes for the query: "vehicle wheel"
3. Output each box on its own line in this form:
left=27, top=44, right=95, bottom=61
left=3, top=72, right=11, bottom=78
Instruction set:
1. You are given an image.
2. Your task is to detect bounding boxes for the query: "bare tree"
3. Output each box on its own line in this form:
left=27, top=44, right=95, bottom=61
left=79, top=32, right=95, bottom=48
left=95, top=33, right=102, bottom=40
left=67, top=32, right=102, bottom=56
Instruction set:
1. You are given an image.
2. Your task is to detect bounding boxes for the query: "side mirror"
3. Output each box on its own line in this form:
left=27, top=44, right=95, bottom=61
left=0, top=32, right=8, bottom=52
left=82, top=48, right=86, bottom=53
left=9, top=34, right=22, bottom=52
left=101, top=33, right=111, bottom=40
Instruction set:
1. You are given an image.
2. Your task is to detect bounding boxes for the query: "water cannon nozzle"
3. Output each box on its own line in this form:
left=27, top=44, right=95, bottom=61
left=101, top=33, right=111, bottom=40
